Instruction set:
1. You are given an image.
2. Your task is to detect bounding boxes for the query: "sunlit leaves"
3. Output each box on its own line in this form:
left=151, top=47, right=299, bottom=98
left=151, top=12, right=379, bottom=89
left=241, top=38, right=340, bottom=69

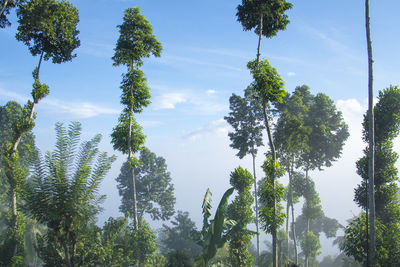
left=236, top=0, right=292, bottom=38
left=112, top=7, right=162, bottom=67
left=247, top=59, right=286, bottom=104
left=259, top=158, right=286, bottom=234
left=16, top=0, right=80, bottom=63
left=111, top=113, right=145, bottom=155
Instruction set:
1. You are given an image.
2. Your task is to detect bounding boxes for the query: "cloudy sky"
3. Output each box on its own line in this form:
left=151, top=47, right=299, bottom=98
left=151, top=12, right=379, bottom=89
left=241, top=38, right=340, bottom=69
left=1, top=0, right=400, bottom=257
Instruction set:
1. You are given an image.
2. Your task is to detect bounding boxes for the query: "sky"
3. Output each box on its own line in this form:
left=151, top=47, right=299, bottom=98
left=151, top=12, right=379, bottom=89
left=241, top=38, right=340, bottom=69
left=1, top=0, right=400, bottom=258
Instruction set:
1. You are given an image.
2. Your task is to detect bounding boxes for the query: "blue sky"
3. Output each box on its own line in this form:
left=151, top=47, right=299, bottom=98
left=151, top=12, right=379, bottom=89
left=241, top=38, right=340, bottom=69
left=1, top=0, right=400, bottom=257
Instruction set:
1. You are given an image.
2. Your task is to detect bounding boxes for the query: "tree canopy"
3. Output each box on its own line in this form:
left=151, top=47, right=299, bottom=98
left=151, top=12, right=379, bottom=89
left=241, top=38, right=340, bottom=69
left=16, top=0, right=80, bottom=64
left=116, top=147, right=175, bottom=221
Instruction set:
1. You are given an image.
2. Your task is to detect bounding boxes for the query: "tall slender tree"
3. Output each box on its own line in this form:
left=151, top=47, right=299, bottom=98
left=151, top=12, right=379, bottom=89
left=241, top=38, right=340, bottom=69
left=1, top=0, right=79, bottom=261
left=236, top=2, right=292, bottom=265
left=236, top=0, right=292, bottom=64
left=274, top=85, right=348, bottom=264
left=365, top=0, right=375, bottom=265
left=111, top=7, right=162, bottom=231
left=224, top=93, right=263, bottom=260
left=247, top=58, right=286, bottom=267
left=342, top=86, right=400, bottom=266
left=274, top=85, right=311, bottom=264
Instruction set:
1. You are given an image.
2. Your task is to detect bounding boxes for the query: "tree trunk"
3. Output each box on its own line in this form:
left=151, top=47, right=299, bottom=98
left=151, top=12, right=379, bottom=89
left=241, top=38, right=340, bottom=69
left=291, top=202, right=298, bottom=265
left=128, top=62, right=139, bottom=231
left=256, top=13, right=263, bottom=65
left=252, top=152, right=260, bottom=264
left=286, top=195, right=289, bottom=262
left=0, top=0, right=9, bottom=17
left=9, top=52, right=45, bottom=257
left=365, top=0, right=375, bottom=266
left=262, top=100, right=278, bottom=267
left=286, top=162, right=294, bottom=263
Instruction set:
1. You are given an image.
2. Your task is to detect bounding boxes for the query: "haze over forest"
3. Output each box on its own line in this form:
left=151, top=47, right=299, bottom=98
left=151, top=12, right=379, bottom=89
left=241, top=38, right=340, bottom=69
left=1, top=0, right=400, bottom=266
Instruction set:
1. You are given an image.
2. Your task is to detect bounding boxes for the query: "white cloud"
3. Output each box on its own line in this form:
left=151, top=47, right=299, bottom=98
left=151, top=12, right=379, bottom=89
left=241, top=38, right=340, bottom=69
left=337, top=98, right=365, bottom=117
left=42, top=99, right=120, bottom=118
left=183, top=119, right=228, bottom=141
left=152, top=93, right=187, bottom=110
left=0, top=88, right=119, bottom=118
left=0, top=88, right=29, bottom=103
left=287, top=72, right=296, bottom=77
left=206, top=89, right=217, bottom=95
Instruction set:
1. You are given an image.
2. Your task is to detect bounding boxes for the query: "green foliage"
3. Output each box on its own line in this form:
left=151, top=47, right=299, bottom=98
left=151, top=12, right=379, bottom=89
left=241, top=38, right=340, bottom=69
left=236, top=0, right=292, bottom=38
left=341, top=213, right=400, bottom=266
left=345, top=86, right=400, bottom=266
left=0, top=211, right=26, bottom=266
left=193, top=188, right=235, bottom=266
left=111, top=112, right=146, bottom=155
left=166, top=250, right=193, bottom=267
left=301, top=180, right=323, bottom=225
left=145, top=254, right=168, bottom=267
left=117, top=220, right=158, bottom=266
left=301, top=92, right=349, bottom=171
left=300, top=231, right=321, bottom=263
left=0, top=0, right=25, bottom=28
left=274, top=85, right=312, bottom=172
left=120, top=69, right=151, bottom=113
left=275, top=85, right=349, bottom=173
left=227, top=167, right=255, bottom=267
left=23, top=122, right=116, bottom=266
left=112, top=7, right=162, bottom=67
left=224, top=93, right=264, bottom=159
left=32, top=76, right=49, bottom=104
left=159, top=211, right=201, bottom=259
left=247, top=59, right=286, bottom=104
left=355, top=85, right=400, bottom=224
left=258, top=157, right=286, bottom=234
left=75, top=217, right=129, bottom=266
left=117, top=147, right=175, bottom=221
left=16, top=0, right=80, bottom=63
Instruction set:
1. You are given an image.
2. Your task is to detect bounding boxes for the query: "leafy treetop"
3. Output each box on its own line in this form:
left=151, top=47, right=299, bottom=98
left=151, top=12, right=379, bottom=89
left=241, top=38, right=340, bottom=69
left=236, top=0, right=292, bottom=38
left=112, top=7, right=162, bottom=67
left=16, top=0, right=80, bottom=63
left=247, top=59, right=286, bottom=105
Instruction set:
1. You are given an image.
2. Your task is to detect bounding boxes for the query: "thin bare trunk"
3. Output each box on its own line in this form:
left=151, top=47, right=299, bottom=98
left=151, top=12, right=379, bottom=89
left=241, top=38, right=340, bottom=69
left=256, top=13, right=263, bottom=65
left=365, top=0, right=375, bottom=266
left=286, top=195, right=289, bottom=261
left=36, top=51, right=44, bottom=80
left=128, top=62, right=139, bottom=231
left=0, top=0, right=9, bottom=16
left=252, top=152, right=260, bottom=264
left=366, top=181, right=369, bottom=266
left=262, top=100, right=278, bottom=267
left=291, top=202, right=298, bottom=265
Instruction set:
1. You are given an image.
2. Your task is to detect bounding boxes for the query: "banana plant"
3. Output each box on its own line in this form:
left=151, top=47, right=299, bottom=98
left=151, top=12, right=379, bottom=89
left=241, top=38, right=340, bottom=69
left=193, top=187, right=236, bottom=267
